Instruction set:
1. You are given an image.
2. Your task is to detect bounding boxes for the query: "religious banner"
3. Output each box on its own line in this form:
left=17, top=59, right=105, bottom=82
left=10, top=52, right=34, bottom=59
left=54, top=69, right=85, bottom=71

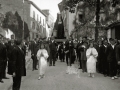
left=57, top=14, right=64, bottom=39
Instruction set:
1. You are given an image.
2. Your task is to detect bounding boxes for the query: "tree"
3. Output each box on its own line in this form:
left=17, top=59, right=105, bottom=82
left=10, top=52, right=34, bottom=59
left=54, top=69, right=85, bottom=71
left=2, top=11, right=18, bottom=39
left=0, top=13, right=4, bottom=26
left=2, top=11, right=18, bottom=29
left=15, top=11, right=29, bottom=39
left=2, top=11, right=29, bottom=39
left=14, top=11, right=23, bottom=39
left=24, top=22, right=29, bottom=39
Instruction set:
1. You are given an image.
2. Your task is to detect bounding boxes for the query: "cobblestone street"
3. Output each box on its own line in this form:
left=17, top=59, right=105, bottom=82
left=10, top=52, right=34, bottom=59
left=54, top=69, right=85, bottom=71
left=15, top=60, right=120, bottom=90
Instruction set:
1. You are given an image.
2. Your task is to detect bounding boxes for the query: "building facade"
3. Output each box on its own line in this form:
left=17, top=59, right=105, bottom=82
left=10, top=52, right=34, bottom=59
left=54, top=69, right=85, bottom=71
left=42, top=9, right=54, bottom=37
left=29, top=2, right=47, bottom=39
left=62, top=0, right=120, bottom=40
left=105, top=2, right=120, bottom=40
left=0, top=27, right=15, bottom=39
left=0, top=0, right=48, bottom=40
left=58, top=0, right=75, bottom=39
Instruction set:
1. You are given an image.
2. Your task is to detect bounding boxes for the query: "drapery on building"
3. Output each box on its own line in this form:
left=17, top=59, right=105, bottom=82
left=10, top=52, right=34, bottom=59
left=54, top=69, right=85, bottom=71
left=56, top=0, right=76, bottom=40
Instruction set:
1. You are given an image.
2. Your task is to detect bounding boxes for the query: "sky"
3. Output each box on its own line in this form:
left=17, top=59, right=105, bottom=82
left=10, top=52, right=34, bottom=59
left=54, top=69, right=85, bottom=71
left=30, top=0, right=62, bottom=22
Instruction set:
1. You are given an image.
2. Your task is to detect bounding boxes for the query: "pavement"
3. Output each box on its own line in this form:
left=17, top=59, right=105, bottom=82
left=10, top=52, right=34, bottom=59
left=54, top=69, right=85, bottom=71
left=6, top=59, right=120, bottom=90
left=0, top=51, right=32, bottom=90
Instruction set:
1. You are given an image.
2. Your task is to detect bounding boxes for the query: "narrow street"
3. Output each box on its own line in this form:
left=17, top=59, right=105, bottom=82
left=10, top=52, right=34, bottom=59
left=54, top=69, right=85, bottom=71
left=11, top=60, right=120, bottom=90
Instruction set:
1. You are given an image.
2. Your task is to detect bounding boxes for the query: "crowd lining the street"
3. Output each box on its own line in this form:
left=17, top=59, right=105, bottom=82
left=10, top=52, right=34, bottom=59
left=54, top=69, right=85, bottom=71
left=29, top=36, right=120, bottom=80
left=56, top=37, right=120, bottom=79
left=0, top=36, right=120, bottom=90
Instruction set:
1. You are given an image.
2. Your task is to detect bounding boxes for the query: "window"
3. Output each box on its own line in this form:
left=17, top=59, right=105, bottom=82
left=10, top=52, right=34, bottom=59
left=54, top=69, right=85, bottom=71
left=31, top=21, right=32, bottom=28
left=43, top=19, right=44, bottom=26
left=33, top=11, right=35, bottom=19
left=32, top=21, right=35, bottom=29
left=37, top=14, right=39, bottom=21
left=79, top=14, right=83, bottom=21
left=40, top=17, right=41, bottom=23
left=36, top=24, right=39, bottom=32
left=43, top=28, right=46, bottom=38
left=32, top=33, right=34, bottom=39
left=36, top=35, right=38, bottom=38
left=39, top=25, right=42, bottom=33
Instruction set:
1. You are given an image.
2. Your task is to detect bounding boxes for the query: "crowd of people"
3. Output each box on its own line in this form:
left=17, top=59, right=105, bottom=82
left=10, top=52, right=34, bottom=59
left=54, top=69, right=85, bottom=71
left=0, top=36, right=27, bottom=90
left=29, top=36, right=120, bottom=80
left=0, top=35, right=120, bottom=90
left=56, top=37, right=120, bottom=79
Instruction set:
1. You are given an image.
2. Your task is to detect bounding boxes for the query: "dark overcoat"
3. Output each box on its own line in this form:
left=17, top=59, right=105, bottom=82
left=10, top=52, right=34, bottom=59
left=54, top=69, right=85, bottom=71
left=7, top=44, right=16, bottom=75
left=0, top=43, right=6, bottom=74
left=11, top=46, right=26, bottom=76
left=106, top=44, right=117, bottom=63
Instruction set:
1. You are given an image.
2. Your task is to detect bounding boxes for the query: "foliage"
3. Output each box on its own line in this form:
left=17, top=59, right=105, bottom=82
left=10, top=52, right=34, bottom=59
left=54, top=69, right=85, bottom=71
left=15, top=11, right=29, bottom=39
left=2, top=11, right=18, bottom=28
left=2, top=11, right=29, bottom=39
left=0, top=13, right=4, bottom=26
left=24, top=22, right=29, bottom=39
left=72, top=1, right=96, bottom=39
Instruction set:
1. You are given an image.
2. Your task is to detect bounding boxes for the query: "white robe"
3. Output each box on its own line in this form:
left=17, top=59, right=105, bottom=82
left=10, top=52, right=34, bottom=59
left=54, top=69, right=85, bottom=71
left=86, top=47, right=98, bottom=73
left=37, top=49, right=49, bottom=75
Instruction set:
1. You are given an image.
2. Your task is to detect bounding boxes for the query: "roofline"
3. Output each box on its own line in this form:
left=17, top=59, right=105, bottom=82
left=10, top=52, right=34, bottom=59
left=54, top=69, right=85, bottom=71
left=28, top=1, right=47, bottom=17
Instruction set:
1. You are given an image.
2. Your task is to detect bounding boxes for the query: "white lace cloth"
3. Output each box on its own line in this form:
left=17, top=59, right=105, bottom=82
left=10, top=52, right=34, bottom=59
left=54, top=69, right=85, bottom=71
left=66, top=64, right=80, bottom=78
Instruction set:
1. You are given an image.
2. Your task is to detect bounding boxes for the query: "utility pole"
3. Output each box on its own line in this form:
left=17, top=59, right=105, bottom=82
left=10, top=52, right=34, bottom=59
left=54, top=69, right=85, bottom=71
left=95, top=0, right=100, bottom=41
left=22, top=0, right=25, bottom=40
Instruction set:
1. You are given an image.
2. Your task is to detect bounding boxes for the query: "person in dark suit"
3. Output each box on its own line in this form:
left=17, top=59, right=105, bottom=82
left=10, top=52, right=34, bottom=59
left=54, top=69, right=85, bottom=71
left=58, top=43, right=62, bottom=61
left=31, top=38, right=38, bottom=71
left=49, top=39, right=57, bottom=66
left=77, top=39, right=83, bottom=69
left=97, top=40, right=103, bottom=73
left=7, top=40, right=16, bottom=76
left=59, top=43, right=65, bottom=62
left=65, top=40, right=70, bottom=66
left=62, top=42, right=66, bottom=62
left=106, top=38, right=118, bottom=80
left=69, top=40, right=76, bottom=66
left=79, top=37, right=88, bottom=73
left=116, top=41, right=120, bottom=76
left=102, top=39, right=109, bottom=76
left=11, top=39, right=26, bottom=90
left=2, top=38, right=9, bottom=79
left=0, top=37, right=6, bottom=83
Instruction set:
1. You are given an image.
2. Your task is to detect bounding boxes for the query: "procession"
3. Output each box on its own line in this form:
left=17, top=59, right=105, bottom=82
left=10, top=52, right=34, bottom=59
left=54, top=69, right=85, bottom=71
left=0, top=0, right=120, bottom=90
left=0, top=36, right=120, bottom=90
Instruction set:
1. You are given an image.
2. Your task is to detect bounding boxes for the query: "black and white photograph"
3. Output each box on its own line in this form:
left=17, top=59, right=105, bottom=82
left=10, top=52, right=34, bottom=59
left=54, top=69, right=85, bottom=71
left=0, top=0, right=120, bottom=90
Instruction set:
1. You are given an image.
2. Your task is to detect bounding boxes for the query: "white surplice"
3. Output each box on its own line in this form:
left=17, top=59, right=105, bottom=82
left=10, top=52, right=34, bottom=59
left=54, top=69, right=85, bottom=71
left=37, top=49, right=49, bottom=75
left=86, top=47, right=98, bottom=73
